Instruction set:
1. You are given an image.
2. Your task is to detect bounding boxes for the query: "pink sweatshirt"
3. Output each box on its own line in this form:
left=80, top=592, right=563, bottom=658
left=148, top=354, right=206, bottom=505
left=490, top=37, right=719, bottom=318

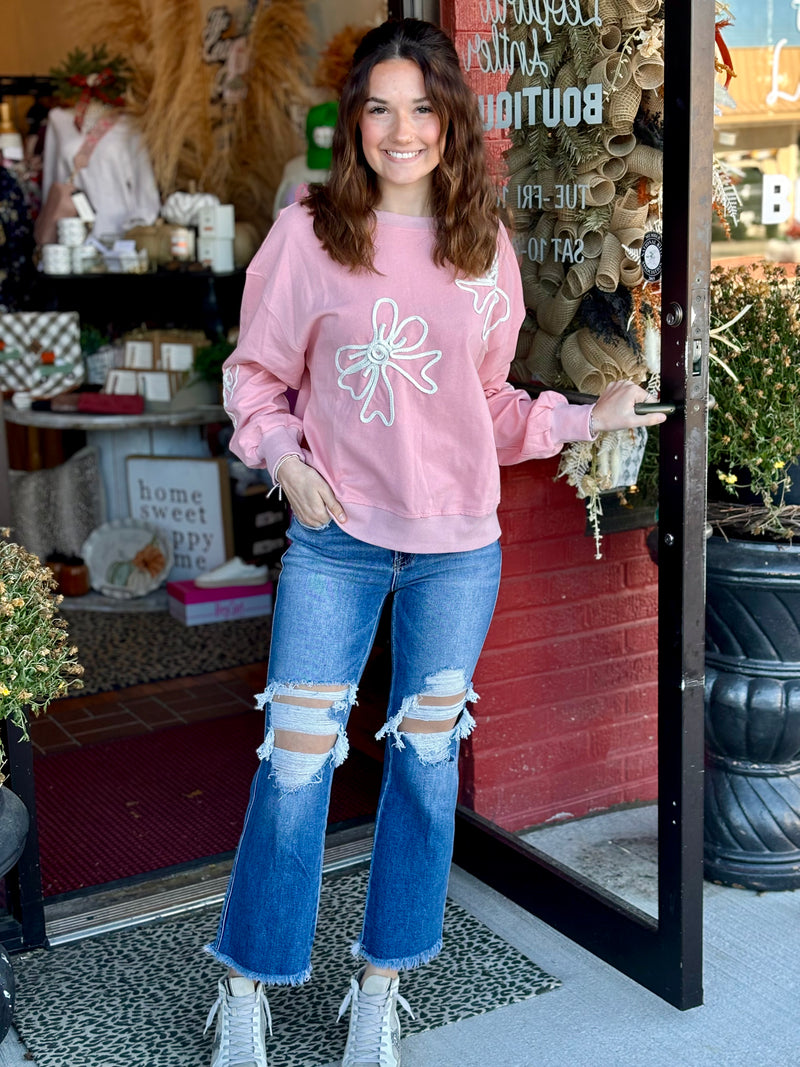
left=222, top=202, right=593, bottom=553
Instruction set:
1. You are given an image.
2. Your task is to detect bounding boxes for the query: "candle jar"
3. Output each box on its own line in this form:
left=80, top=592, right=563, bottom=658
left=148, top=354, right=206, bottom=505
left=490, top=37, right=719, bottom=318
left=59, top=562, right=90, bottom=597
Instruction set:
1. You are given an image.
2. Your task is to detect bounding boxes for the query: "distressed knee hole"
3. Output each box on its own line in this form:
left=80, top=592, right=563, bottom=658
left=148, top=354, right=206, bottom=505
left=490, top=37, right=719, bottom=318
left=399, top=690, right=466, bottom=734
left=269, top=746, right=331, bottom=792
left=375, top=669, right=479, bottom=764
left=273, top=728, right=338, bottom=754
left=272, top=686, right=347, bottom=754
left=273, top=682, right=348, bottom=710
left=255, top=681, right=357, bottom=787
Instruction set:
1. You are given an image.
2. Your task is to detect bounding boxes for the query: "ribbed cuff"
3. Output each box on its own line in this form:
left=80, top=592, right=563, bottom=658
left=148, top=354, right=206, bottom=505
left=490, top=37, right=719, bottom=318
left=551, top=400, right=595, bottom=444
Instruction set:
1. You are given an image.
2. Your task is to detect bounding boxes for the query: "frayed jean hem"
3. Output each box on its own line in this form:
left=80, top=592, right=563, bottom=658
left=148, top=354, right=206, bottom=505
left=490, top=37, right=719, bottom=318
left=204, top=943, right=312, bottom=987
left=350, top=937, right=443, bottom=972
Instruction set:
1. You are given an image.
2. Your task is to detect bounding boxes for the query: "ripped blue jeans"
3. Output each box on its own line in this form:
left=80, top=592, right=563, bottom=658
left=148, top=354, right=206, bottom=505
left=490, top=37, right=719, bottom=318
left=206, top=517, right=502, bottom=986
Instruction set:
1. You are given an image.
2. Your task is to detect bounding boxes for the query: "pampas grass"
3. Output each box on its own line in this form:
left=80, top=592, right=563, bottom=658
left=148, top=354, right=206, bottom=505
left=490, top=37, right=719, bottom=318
left=224, top=1, right=313, bottom=231
left=65, top=0, right=312, bottom=234
left=314, top=24, right=371, bottom=96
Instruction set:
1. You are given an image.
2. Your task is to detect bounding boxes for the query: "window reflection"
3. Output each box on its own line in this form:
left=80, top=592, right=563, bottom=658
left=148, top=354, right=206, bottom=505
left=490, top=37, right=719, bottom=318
left=452, top=1, right=663, bottom=915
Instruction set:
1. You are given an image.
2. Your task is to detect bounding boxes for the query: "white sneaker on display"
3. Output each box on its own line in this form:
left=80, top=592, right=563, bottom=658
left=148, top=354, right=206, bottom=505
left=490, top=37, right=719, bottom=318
left=195, top=557, right=269, bottom=587
left=338, top=969, right=414, bottom=1067
left=205, top=976, right=272, bottom=1067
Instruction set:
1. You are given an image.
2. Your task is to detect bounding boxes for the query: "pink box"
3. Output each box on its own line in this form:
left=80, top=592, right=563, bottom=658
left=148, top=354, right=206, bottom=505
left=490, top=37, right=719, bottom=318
left=167, top=579, right=273, bottom=626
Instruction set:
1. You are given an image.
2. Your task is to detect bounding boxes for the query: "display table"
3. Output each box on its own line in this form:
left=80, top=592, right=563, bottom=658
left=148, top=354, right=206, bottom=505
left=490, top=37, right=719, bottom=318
left=3, top=403, right=228, bottom=520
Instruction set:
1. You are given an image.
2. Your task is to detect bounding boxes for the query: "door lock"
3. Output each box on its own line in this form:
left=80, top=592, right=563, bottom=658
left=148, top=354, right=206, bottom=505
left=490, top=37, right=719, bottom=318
left=665, top=302, right=684, bottom=327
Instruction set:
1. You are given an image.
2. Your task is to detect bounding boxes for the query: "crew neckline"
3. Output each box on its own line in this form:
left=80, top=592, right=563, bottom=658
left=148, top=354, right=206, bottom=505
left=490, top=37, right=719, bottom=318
left=374, top=209, right=435, bottom=229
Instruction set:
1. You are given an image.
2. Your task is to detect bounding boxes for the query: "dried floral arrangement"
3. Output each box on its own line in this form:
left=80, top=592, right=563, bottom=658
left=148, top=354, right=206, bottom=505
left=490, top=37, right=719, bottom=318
left=314, top=24, right=372, bottom=98
left=0, top=530, right=83, bottom=777
left=707, top=263, right=800, bottom=540
left=504, top=0, right=666, bottom=554
left=65, top=0, right=313, bottom=234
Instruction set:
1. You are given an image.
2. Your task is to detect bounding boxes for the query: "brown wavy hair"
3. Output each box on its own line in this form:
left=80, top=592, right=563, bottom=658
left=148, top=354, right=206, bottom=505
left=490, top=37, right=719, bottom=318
left=303, top=19, right=499, bottom=277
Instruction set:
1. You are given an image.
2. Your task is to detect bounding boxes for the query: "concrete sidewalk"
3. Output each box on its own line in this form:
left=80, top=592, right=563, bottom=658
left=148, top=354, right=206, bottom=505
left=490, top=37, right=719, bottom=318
left=405, top=868, right=799, bottom=1067
left=2, top=810, right=797, bottom=1067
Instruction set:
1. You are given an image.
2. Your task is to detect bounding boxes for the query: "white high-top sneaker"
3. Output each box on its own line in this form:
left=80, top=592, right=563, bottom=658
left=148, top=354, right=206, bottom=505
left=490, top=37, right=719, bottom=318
left=205, top=976, right=272, bottom=1067
left=338, top=969, right=414, bottom=1067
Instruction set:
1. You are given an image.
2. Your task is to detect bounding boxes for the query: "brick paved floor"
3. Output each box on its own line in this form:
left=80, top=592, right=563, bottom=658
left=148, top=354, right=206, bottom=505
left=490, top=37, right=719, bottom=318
left=30, top=663, right=267, bottom=755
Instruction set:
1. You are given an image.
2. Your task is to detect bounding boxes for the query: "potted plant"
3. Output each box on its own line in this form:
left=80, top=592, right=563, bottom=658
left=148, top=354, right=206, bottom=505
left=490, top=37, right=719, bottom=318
left=0, top=527, right=83, bottom=1038
left=704, top=261, right=800, bottom=890
left=0, top=526, right=84, bottom=753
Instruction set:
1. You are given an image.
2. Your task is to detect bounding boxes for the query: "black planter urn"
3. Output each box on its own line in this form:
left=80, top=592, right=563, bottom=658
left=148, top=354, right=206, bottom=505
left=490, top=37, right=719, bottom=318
left=705, top=536, right=800, bottom=890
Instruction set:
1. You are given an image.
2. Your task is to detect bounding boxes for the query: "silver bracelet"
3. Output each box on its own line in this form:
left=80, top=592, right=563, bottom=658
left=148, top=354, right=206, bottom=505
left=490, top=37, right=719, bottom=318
left=589, top=410, right=597, bottom=438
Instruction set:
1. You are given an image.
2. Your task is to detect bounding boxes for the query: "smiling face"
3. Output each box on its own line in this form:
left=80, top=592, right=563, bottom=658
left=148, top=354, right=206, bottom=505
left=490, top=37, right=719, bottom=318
left=358, top=58, right=443, bottom=216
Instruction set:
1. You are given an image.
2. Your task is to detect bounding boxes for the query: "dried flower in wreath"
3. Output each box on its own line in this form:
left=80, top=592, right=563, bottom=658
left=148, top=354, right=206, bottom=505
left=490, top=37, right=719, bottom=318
left=636, top=22, right=664, bottom=59
left=712, top=159, right=741, bottom=237
left=558, top=385, right=657, bottom=559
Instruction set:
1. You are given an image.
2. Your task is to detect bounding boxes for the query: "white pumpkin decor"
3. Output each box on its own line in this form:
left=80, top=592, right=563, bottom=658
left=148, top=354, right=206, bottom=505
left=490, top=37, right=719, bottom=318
left=161, top=191, right=221, bottom=228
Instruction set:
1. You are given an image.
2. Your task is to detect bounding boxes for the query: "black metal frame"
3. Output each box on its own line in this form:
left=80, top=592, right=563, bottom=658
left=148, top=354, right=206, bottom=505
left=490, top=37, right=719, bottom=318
left=453, top=0, right=713, bottom=1010
left=0, top=404, right=10, bottom=528
left=0, top=722, right=47, bottom=953
left=0, top=401, right=46, bottom=949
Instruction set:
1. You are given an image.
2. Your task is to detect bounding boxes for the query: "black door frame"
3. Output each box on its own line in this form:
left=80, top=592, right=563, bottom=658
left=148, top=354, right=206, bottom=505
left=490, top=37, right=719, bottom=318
left=390, top=0, right=712, bottom=1010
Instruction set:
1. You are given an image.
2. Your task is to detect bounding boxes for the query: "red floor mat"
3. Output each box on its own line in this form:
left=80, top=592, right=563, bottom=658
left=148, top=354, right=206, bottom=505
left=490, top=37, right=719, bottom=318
left=33, top=713, right=383, bottom=897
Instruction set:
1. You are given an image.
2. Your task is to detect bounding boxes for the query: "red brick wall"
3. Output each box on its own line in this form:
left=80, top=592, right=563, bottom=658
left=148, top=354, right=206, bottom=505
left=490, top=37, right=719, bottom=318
left=461, top=461, right=659, bottom=830
left=441, top=0, right=658, bottom=830
left=441, top=0, right=513, bottom=182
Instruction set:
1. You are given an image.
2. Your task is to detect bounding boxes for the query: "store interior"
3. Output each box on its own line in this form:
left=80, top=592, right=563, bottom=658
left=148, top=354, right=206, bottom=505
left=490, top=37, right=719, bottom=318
left=1, top=0, right=389, bottom=905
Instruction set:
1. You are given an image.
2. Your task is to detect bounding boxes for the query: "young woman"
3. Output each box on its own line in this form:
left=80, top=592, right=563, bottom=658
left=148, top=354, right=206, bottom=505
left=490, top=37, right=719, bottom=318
left=204, top=18, right=665, bottom=1067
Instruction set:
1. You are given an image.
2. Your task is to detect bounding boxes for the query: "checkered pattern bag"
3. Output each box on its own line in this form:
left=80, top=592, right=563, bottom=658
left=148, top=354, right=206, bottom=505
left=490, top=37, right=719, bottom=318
left=0, top=311, right=84, bottom=398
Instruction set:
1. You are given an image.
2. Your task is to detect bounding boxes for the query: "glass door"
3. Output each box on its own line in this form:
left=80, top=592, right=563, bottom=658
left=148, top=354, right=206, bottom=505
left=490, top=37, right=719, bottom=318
left=439, top=0, right=712, bottom=1009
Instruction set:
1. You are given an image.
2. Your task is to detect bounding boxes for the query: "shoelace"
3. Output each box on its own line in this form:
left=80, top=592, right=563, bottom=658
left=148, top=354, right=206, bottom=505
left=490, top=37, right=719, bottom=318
left=337, top=979, right=413, bottom=1063
left=204, top=985, right=273, bottom=1061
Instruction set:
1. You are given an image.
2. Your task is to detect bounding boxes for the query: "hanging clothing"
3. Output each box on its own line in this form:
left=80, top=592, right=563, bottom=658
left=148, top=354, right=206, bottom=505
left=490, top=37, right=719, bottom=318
left=41, top=107, right=160, bottom=240
left=0, top=166, right=35, bottom=311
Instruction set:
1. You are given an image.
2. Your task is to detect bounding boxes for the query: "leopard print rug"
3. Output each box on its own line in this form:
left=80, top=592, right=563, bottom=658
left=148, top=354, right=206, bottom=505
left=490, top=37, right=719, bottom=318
left=65, top=609, right=272, bottom=695
left=13, top=867, right=560, bottom=1067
